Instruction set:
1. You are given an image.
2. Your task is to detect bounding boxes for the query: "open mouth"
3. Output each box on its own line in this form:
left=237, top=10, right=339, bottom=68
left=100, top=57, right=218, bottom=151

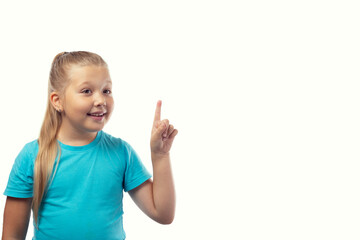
left=87, top=112, right=107, bottom=121
left=87, top=113, right=106, bottom=117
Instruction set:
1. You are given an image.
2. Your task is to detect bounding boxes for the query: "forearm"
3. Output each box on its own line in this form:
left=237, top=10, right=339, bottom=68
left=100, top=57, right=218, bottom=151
left=2, top=237, right=24, bottom=240
left=151, top=152, right=175, bottom=224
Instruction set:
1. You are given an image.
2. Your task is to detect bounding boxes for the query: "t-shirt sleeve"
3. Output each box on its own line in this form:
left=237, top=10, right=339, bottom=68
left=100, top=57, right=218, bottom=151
left=123, top=141, right=152, bottom=192
left=3, top=144, right=34, bottom=198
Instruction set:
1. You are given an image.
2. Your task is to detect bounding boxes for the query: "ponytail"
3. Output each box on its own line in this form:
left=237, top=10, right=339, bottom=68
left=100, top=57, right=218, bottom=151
left=33, top=99, right=62, bottom=229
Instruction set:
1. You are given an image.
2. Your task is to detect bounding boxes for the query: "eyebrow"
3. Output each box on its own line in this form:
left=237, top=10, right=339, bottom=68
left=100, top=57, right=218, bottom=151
left=78, top=81, right=112, bottom=87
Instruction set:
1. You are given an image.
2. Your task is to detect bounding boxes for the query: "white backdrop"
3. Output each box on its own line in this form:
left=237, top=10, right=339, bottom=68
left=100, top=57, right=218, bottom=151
left=0, top=0, right=359, bottom=239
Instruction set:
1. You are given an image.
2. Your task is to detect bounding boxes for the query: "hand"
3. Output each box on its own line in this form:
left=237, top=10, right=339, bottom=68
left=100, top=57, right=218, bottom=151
left=150, top=100, right=178, bottom=156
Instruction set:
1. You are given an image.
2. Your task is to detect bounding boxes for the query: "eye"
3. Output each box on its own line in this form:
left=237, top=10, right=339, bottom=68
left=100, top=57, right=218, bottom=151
left=82, top=89, right=92, bottom=94
left=104, top=89, right=112, bottom=94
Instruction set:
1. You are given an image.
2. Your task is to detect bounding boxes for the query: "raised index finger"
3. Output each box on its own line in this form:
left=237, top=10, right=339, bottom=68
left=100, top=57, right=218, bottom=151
left=154, top=100, right=162, bottom=123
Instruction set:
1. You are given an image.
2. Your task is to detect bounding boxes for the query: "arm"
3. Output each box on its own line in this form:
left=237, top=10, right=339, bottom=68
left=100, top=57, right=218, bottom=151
left=129, top=153, right=175, bottom=224
left=2, top=197, right=32, bottom=240
left=129, top=100, right=178, bottom=224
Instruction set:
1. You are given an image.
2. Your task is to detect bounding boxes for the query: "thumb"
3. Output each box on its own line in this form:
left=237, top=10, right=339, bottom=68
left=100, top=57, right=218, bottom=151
left=154, top=121, right=166, bottom=137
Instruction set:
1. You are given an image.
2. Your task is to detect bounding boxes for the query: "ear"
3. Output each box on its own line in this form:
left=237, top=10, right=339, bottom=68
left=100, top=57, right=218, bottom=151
left=50, top=92, right=63, bottom=112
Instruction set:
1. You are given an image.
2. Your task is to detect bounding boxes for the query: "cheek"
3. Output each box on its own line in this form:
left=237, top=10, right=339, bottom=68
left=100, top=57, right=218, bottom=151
left=69, top=100, right=90, bottom=114
left=108, top=98, right=114, bottom=111
left=64, top=93, right=89, bottom=111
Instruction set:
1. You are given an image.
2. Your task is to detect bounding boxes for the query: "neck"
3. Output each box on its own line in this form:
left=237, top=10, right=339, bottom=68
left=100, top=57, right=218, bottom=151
left=56, top=128, right=98, bottom=146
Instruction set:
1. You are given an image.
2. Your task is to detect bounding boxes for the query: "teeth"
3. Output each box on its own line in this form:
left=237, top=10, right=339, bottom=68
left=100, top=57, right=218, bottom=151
left=91, top=113, right=104, bottom=116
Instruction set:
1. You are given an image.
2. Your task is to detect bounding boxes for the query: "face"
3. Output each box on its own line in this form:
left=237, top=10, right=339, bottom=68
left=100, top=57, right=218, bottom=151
left=58, top=65, right=114, bottom=137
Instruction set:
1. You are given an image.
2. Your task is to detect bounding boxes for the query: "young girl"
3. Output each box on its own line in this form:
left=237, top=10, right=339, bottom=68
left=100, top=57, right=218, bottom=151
left=2, top=51, right=178, bottom=240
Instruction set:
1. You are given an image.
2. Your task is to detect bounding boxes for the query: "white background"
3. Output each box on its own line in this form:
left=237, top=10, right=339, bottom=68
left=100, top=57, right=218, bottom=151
left=0, top=0, right=359, bottom=239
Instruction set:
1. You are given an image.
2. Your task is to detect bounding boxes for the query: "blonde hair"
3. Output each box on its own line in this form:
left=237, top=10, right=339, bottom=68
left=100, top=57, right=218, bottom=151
left=33, top=51, right=107, bottom=229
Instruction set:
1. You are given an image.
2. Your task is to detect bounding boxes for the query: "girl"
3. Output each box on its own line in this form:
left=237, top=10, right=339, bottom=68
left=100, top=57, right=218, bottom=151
left=2, top=51, right=178, bottom=240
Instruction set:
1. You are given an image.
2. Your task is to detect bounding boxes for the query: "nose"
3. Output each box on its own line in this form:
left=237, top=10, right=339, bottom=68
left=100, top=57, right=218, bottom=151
left=94, top=92, right=106, bottom=106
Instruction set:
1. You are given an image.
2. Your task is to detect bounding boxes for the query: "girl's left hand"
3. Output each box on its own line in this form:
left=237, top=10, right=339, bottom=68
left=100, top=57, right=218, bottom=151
left=150, top=100, right=178, bottom=156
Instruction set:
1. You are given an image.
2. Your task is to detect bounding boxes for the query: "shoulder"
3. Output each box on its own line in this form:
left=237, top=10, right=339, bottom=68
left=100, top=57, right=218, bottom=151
left=24, top=138, right=39, bottom=155
left=12, top=138, right=39, bottom=170
left=100, top=130, right=133, bottom=153
left=22, top=138, right=39, bottom=158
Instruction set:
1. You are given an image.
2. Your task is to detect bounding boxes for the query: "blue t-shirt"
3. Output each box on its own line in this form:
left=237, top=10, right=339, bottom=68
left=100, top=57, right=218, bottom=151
left=3, top=130, right=152, bottom=240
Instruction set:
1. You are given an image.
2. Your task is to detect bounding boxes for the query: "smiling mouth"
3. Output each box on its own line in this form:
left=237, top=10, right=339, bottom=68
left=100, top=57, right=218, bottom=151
left=87, top=113, right=106, bottom=117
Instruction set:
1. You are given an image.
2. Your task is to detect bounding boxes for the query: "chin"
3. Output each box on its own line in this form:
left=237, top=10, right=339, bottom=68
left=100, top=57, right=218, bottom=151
left=85, top=124, right=105, bottom=132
